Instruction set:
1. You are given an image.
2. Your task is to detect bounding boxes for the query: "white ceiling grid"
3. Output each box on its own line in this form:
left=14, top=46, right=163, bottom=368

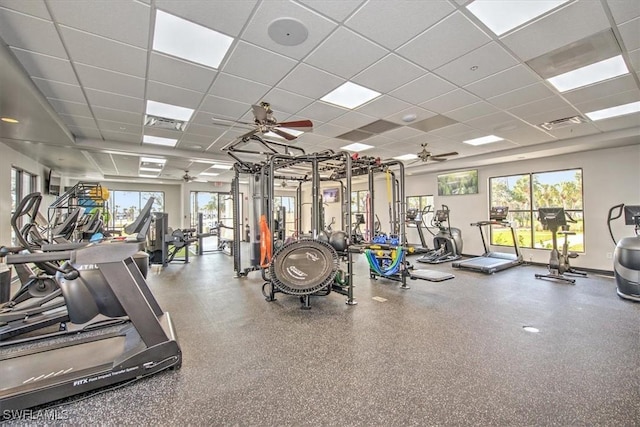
left=0, top=0, right=636, bottom=182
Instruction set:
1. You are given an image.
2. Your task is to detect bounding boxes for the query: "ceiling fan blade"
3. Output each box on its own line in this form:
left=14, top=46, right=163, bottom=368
left=277, top=119, right=313, bottom=130
left=252, top=104, right=268, bottom=123
left=430, top=157, right=448, bottom=162
left=211, top=117, right=255, bottom=127
left=433, top=151, right=458, bottom=157
left=271, top=128, right=297, bottom=141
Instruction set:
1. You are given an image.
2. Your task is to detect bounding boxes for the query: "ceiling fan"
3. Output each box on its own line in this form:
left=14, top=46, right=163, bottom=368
left=182, top=170, right=196, bottom=182
left=412, top=143, right=458, bottom=164
left=213, top=101, right=313, bottom=141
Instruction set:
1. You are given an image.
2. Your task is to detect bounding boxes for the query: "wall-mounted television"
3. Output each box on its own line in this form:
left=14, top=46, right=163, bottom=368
left=45, top=169, right=61, bottom=196
left=322, top=188, right=339, bottom=203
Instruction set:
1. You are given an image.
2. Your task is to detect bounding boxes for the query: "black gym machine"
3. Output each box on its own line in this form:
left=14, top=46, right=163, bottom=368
left=534, top=207, right=586, bottom=284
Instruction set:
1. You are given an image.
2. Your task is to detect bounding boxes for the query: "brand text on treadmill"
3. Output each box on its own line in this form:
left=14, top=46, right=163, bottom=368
left=3, top=409, right=69, bottom=421
left=73, top=366, right=139, bottom=386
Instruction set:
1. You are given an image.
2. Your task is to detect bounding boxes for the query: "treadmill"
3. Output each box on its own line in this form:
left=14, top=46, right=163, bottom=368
left=0, top=242, right=181, bottom=410
left=452, top=206, right=523, bottom=274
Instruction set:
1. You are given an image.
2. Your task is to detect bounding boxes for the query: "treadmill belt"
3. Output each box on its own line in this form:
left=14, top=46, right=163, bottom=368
left=1, top=335, right=126, bottom=391
left=410, top=269, right=454, bottom=282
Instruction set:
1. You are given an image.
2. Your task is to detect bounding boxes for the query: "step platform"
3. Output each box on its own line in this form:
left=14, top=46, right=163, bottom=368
left=410, top=269, right=454, bottom=282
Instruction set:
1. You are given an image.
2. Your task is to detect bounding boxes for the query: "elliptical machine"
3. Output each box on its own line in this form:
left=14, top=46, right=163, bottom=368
left=607, top=204, right=640, bottom=301
left=417, top=205, right=462, bottom=264
left=534, top=207, right=586, bottom=284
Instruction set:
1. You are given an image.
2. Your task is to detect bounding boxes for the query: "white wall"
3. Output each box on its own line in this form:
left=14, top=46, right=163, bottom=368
left=380, top=144, right=640, bottom=271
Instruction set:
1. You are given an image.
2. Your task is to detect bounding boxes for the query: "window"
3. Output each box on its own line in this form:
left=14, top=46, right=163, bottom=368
left=351, top=190, right=368, bottom=215
left=489, top=169, right=584, bottom=252
left=11, top=167, right=38, bottom=244
left=109, top=191, right=164, bottom=232
left=406, top=194, right=434, bottom=227
left=274, top=196, right=295, bottom=237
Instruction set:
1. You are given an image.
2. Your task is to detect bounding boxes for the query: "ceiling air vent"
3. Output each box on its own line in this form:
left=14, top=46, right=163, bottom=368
left=538, top=115, right=587, bottom=131
left=144, top=115, right=187, bottom=132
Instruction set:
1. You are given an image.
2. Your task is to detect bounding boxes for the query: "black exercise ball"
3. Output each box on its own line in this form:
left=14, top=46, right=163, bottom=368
left=316, top=231, right=330, bottom=243
left=329, top=230, right=349, bottom=252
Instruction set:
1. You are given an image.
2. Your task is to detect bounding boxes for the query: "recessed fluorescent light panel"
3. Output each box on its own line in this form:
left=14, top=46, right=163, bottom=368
left=585, top=101, right=640, bottom=121
left=393, top=154, right=418, bottom=161
left=139, top=174, right=159, bottom=178
left=321, top=82, right=380, bottom=109
left=139, top=167, right=163, bottom=172
left=547, top=55, right=629, bottom=92
left=210, top=164, right=233, bottom=170
left=467, top=0, right=569, bottom=36
left=140, top=156, right=167, bottom=164
left=463, top=135, right=503, bottom=146
left=153, top=10, right=233, bottom=69
left=341, top=142, right=374, bottom=152
left=200, top=172, right=220, bottom=176
left=143, top=135, right=178, bottom=147
left=146, top=100, right=194, bottom=122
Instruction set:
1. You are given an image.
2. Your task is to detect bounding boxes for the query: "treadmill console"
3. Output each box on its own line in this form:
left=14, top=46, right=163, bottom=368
left=490, top=206, right=509, bottom=222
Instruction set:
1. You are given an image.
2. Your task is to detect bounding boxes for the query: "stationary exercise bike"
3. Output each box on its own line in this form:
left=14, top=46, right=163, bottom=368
left=535, top=207, right=586, bottom=284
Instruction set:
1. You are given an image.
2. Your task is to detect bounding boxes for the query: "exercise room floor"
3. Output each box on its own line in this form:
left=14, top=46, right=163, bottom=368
left=5, top=250, right=640, bottom=426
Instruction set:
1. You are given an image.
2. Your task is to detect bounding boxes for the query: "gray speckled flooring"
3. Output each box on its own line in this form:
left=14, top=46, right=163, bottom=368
left=3, top=252, right=639, bottom=426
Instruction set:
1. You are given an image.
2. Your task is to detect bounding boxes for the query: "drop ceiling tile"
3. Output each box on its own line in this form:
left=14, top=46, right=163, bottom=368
left=606, top=0, right=640, bottom=24
left=374, top=125, right=424, bottom=141
left=223, top=41, right=298, bottom=86
left=298, top=0, right=364, bottom=22
left=298, top=102, right=347, bottom=123
left=147, top=81, right=205, bottom=109
left=618, top=17, right=640, bottom=51
left=209, top=73, right=271, bottom=105
left=261, top=88, right=314, bottom=115
left=360, top=134, right=394, bottom=148
left=84, top=88, right=144, bottom=113
left=199, top=96, right=251, bottom=120
left=352, top=54, right=426, bottom=94
left=495, top=125, right=554, bottom=146
left=294, top=132, right=330, bottom=146
left=0, top=8, right=67, bottom=57
left=97, top=119, right=143, bottom=134
left=356, top=96, right=412, bottom=119
left=305, top=27, right=388, bottom=80
left=501, top=0, right=610, bottom=61
left=345, top=0, right=454, bottom=50
left=66, top=125, right=102, bottom=140
left=148, top=53, right=216, bottom=93
left=180, top=131, right=224, bottom=146
left=185, top=123, right=223, bottom=137
left=47, top=98, right=92, bottom=117
left=92, top=107, right=143, bottom=125
left=465, top=112, right=527, bottom=133
left=563, top=74, right=638, bottom=105
left=464, top=65, right=540, bottom=99
left=75, top=63, right=145, bottom=99
left=313, top=123, right=351, bottom=138
left=32, top=77, right=86, bottom=103
left=155, top=0, right=257, bottom=37
left=390, top=74, right=457, bottom=105
left=11, top=48, right=79, bottom=85
left=419, top=89, right=480, bottom=114
left=509, top=96, right=575, bottom=122
left=86, top=152, right=117, bottom=174
left=241, top=0, right=337, bottom=60
left=59, top=26, right=147, bottom=77
left=101, top=130, right=141, bottom=144
left=0, top=1, right=51, bottom=19
left=409, top=115, right=458, bottom=133
left=385, top=106, right=437, bottom=125
left=429, top=123, right=475, bottom=138
left=629, top=48, right=640, bottom=73
left=445, top=101, right=499, bottom=122
left=433, top=42, right=519, bottom=87
left=574, top=89, right=640, bottom=114
left=330, top=111, right=376, bottom=129
left=487, top=83, right=555, bottom=110
left=58, top=113, right=98, bottom=129
left=142, top=127, right=182, bottom=140
left=397, top=12, right=491, bottom=70
left=48, top=0, right=150, bottom=48
left=278, top=64, right=345, bottom=99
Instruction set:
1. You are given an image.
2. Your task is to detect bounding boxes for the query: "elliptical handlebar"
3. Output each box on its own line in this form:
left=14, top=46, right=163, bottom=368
left=607, top=203, right=626, bottom=245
